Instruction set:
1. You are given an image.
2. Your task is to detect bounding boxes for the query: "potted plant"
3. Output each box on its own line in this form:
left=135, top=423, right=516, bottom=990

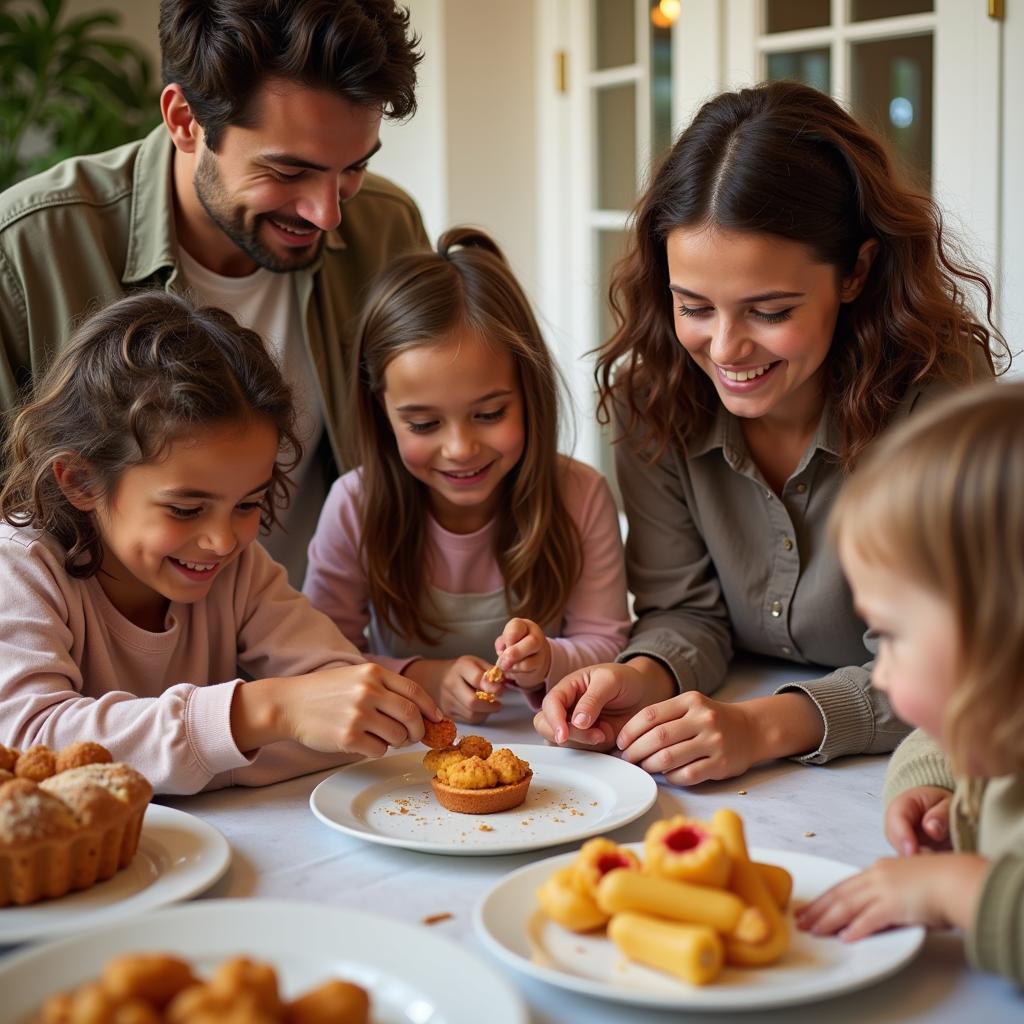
left=0, top=0, right=160, bottom=191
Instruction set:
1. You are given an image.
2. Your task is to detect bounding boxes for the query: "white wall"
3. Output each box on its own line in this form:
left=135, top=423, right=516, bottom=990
left=1000, top=3, right=1024, bottom=377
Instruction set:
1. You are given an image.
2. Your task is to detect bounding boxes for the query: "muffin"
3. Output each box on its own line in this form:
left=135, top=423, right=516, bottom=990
left=0, top=744, right=152, bottom=906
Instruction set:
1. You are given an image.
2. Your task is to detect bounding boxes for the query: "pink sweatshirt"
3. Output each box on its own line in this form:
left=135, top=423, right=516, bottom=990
left=303, top=456, right=630, bottom=699
left=0, top=523, right=366, bottom=795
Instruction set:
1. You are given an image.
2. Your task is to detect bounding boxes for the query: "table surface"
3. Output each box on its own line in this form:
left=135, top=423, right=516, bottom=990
left=11, top=659, right=1022, bottom=1022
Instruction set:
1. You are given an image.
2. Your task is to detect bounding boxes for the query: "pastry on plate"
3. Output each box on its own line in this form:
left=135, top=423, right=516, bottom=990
left=424, top=738, right=532, bottom=814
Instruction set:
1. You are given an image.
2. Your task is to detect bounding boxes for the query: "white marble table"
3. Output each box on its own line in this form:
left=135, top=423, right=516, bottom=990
left=155, top=658, right=1020, bottom=1023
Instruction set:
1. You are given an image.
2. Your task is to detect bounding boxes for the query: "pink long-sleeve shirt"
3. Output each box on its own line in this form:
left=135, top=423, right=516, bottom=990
left=303, top=456, right=630, bottom=700
left=0, top=523, right=366, bottom=795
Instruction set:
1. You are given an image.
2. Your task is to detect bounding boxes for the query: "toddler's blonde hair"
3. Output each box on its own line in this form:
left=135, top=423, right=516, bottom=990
left=830, top=381, right=1024, bottom=777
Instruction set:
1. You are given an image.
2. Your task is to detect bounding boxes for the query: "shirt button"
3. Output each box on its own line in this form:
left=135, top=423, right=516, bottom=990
left=782, top=537, right=793, bottom=551
left=781, top=645, right=792, bottom=655
left=770, top=600, right=783, bottom=617
left=795, top=483, right=807, bottom=494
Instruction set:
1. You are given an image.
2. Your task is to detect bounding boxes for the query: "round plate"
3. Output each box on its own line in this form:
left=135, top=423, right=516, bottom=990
left=474, top=843, right=925, bottom=1010
left=0, top=804, right=230, bottom=944
left=310, top=744, right=657, bottom=856
left=0, top=898, right=529, bottom=1024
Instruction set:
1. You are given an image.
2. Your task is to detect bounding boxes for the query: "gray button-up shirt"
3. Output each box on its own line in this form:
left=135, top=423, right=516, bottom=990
left=614, top=384, right=948, bottom=764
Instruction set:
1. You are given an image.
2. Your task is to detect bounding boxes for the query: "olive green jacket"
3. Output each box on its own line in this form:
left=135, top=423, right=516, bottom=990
left=0, top=126, right=429, bottom=468
left=885, top=729, right=1024, bottom=987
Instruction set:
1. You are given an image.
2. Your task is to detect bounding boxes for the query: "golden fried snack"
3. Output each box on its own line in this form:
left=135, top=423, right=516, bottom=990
left=712, top=809, right=789, bottom=967
left=165, top=985, right=277, bottom=1024
left=483, top=664, right=505, bottom=685
left=536, top=866, right=610, bottom=932
left=457, top=735, right=493, bottom=760
left=0, top=744, right=18, bottom=773
left=439, top=756, right=498, bottom=790
left=421, top=717, right=457, bottom=749
left=753, top=861, right=793, bottom=910
left=14, top=744, right=57, bottom=782
left=422, top=745, right=465, bottom=776
left=571, top=837, right=641, bottom=898
left=55, top=742, right=113, bottom=774
left=208, top=958, right=282, bottom=1016
left=284, top=979, right=370, bottom=1024
left=608, top=912, right=723, bottom=985
left=101, top=954, right=197, bottom=1008
left=474, top=690, right=498, bottom=703
left=644, top=816, right=730, bottom=887
left=486, top=748, right=529, bottom=786
left=595, top=867, right=768, bottom=943
left=0, top=769, right=13, bottom=783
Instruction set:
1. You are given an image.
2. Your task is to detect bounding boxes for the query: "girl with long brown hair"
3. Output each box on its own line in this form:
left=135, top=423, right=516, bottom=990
left=304, top=227, right=630, bottom=722
left=535, top=81, right=1005, bottom=781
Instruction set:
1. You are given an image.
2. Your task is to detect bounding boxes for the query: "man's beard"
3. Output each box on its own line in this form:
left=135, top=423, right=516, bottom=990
left=193, top=149, right=324, bottom=273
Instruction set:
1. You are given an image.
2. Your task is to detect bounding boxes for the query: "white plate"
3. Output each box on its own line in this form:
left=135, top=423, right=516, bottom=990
left=0, top=804, right=230, bottom=945
left=0, top=898, right=529, bottom=1024
left=310, top=744, right=657, bottom=856
left=474, top=844, right=925, bottom=1010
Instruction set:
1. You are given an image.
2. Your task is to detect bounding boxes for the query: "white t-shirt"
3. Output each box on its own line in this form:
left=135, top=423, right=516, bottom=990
left=176, top=248, right=328, bottom=586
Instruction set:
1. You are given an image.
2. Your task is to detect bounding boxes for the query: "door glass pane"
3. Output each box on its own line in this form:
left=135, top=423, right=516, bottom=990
left=594, top=0, right=635, bottom=69
left=596, top=84, right=637, bottom=210
left=597, top=229, right=628, bottom=346
left=651, top=15, right=673, bottom=161
left=851, top=0, right=933, bottom=21
left=851, top=34, right=933, bottom=186
left=764, top=0, right=830, bottom=33
left=766, top=49, right=831, bottom=93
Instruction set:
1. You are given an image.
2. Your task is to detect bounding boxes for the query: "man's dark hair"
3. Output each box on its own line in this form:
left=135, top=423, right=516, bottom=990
left=159, top=0, right=421, bottom=150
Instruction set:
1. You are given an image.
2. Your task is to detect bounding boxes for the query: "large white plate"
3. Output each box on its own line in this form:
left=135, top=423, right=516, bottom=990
left=474, top=844, right=925, bottom=1011
left=310, top=744, right=657, bottom=856
left=0, top=804, right=230, bottom=945
left=0, top=898, right=528, bottom=1024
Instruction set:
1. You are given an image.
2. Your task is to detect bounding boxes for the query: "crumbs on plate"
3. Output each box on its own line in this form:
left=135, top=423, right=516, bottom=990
left=422, top=912, right=453, bottom=926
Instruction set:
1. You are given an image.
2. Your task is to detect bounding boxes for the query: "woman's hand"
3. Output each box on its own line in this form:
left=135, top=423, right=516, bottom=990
left=533, top=659, right=675, bottom=749
left=231, top=663, right=441, bottom=758
left=404, top=656, right=504, bottom=724
left=616, top=691, right=760, bottom=785
left=495, top=617, right=551, bottom=691
left=885, top=786, right=954, bottom=855
left=796, top=853, right=988, bottom=940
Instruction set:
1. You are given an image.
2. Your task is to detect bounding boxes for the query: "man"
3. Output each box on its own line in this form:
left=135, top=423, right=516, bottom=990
left=0, top=0, right=429, bottom=584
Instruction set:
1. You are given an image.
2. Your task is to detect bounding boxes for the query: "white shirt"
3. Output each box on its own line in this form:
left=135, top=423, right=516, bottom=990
left=176, top=247, right=328, bottom=586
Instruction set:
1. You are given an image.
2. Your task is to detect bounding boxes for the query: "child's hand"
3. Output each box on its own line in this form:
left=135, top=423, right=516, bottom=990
left=615, top=691, right=758, bottom=785
left=437, top=655, right=505, bottom=724
left=534, top=662, right=672, bottom=749
left=233, top=663, right=441, bottom=758
left=885, top=786, right=953, bottom=855
left=495, top=617, right=551, bottom=691
left=796, top=853, right=988, bottom=940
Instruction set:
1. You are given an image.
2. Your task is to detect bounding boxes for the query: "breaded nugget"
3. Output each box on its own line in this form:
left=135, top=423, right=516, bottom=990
left=483, top=664, right=505, bottom=685
left=486, top=748, right=530, bottom=785
left=209, top=957, right=281, bottom=1015
left=284, top=979, right=370, bottom=1024
left=55, top=741, right=112, bottom=774
left=473, top=690, right=498, bottom=703
left=102, top=953, right=197, bottom=1008
left=440, top=755, right=498, bottom=790
left=14, top=744, right=57, bottom=782
left=422, top=745, right=465, bottom=776
left=0, top=744, right=18, bottom=773
left=421, top=716, right=457, bottom=749
left=166, top=985, right=277, bottom=1024
left=458, top=735, right=493, bottom=760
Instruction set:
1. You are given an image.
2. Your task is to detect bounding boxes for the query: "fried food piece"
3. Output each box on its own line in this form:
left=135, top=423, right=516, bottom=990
left=0, top=769, right=13, bottom=783
left=0, top=744, right=18, bottom=773
left=609, top=912, right=724, bottom=985
left=421, top=716, right=457, bottom=749
left=537, top=866, right=609, bottom=932
left=55, top=742, right=112, bottom=774
left=165, top=984, right=277, bottom=1024
left=486, top=748, right=529, bottom=785
left=14, top=744, right=57, bottom=782
left=422, top=745, right=465, bottom=776
left=644, top=816, right=730, bottom=887
left=483, top=664, right=505, bottom=685
left=474, top=690, right=498, bottom=703
left=284, top=979, right=370, bottom=1024
left=438, top=755, right=498, bottom=790
left=208, top=958, right=282, bottom=1015
left=753, top=861, right=793, bottom=909
left=457, top=735, right=493, bottom=760
left=102, top=954, right=197, bottom=1009
left=571, top=837, right=640, bottom=898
